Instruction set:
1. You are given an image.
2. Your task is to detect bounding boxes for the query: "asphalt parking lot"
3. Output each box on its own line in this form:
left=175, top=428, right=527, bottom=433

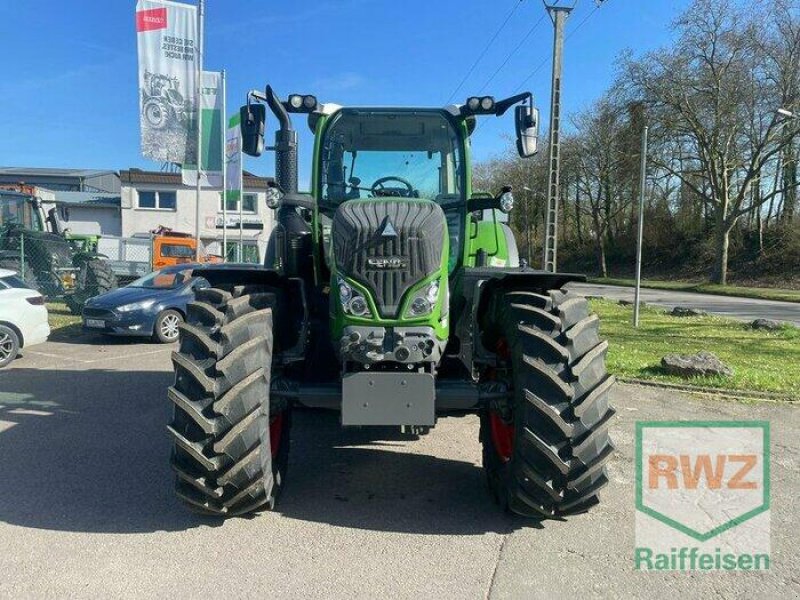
left=0, top=333, right=798, bottom=599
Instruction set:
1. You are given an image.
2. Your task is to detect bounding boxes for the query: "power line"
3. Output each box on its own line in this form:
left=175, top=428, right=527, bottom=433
left=477, top=13, right=547, bottom=94
left=446, top=0, right=526, bottom=104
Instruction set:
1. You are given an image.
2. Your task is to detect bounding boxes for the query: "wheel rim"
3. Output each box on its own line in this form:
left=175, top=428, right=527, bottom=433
left=0, top=333, right=13, bottom=361
left=270, top=413, right=284, bottom=458
left=160, top=314, right=181, bottom=340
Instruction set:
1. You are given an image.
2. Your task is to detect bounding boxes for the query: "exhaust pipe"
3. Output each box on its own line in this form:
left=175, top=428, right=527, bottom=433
left=265, top=85, right=298, bottom=195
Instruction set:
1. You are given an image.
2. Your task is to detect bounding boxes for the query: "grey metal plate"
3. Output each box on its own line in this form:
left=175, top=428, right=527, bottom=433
left=342, top=372, right=435, bottom=426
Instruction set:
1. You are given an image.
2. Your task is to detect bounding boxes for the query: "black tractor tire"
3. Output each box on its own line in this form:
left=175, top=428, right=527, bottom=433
left=0, top=325, right=20, bottom=368
left=480, top=289, right=616, bottom=518
left=0, top=257, right=37, bottom=290
left=168, top=287, right=290, bottom=516
left=66, top=258, right=117, bottom=315
left=143, top=98, right=169, bottom=129
left=153, top=309, right=184, bottom=344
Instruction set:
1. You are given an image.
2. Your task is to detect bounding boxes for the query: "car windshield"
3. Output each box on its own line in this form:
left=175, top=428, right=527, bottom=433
left=129, top=268, right=193, bottom=289
left=320, top=109, right=465, bottom=212
left=0, top=275, right=30, bottom=289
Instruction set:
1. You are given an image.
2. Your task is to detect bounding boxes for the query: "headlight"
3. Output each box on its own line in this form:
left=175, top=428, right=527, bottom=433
left=338, top=278, right=372, bottom=318
left=265, top=186, right=283, bottom=209
left=348, top=296, right=369, bottom=316
left=499, top=191, right=514, bottom=213
left=338, top=278, right=353, bottom=304
left=406, top=280, right=440, bottom=317
left=117, top=299, right=156, bottom=313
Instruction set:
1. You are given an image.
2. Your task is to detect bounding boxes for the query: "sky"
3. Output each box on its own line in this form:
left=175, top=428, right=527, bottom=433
left=0, top=0, right=693, bottom=187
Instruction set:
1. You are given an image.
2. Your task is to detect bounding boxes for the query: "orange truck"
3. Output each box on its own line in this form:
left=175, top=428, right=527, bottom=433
left=98, top=226, right=221, bottom=284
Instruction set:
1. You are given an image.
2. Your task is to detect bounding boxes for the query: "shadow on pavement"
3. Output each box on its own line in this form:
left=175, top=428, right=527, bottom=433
left=0, top=368, right=526, bottom=535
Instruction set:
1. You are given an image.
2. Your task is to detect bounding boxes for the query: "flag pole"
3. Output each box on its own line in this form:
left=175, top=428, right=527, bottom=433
left=194, top=0, right=205, bottom=261
left=221, top=69, right=227, bottom=261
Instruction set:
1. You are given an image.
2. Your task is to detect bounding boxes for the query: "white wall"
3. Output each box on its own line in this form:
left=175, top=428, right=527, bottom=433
left=120, top=184, right=274, bottom=262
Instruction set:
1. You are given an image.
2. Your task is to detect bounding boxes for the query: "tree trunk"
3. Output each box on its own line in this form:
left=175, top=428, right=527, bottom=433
left=712, top=224, right=731, bottom=285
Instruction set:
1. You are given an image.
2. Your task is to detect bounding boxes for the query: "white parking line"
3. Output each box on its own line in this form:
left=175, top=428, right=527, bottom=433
left=25, top=346, right=173, bottom=365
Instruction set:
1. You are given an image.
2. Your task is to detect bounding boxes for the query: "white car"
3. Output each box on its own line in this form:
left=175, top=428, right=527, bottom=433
left=0, top=268, right=50, bottom=368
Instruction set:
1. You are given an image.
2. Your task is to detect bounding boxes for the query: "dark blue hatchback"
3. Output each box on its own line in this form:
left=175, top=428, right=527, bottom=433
left=82, top=264, right=210, bottom=343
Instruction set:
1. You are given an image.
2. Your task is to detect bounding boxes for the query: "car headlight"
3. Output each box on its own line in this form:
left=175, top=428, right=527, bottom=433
left=339, top=278, right=372, bottom=318
left=406, top=280, right=440, bottom=317
left=117, top=299, right=157, bottom=313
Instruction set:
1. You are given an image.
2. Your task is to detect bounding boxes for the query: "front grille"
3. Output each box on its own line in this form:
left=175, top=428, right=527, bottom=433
left=82, top=307, right=115, bottom=319
left=332, top=200, right=446, bottom=318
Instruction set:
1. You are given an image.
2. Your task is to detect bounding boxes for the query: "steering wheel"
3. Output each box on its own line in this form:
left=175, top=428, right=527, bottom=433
left=371, top=176, right=415, bottom=198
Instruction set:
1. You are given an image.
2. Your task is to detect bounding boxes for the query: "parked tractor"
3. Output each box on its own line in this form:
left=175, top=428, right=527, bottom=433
left=168, top=86, right=615, bottom=519
left=0, top=190, right=116, bottom=314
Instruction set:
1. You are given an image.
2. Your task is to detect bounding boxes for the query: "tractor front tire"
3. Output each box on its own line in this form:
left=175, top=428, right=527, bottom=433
left=168, top=287, right=290, bottom=516
left=481, top=289, right=616, bottom=518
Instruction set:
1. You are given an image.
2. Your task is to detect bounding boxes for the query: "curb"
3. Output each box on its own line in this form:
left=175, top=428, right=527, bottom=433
left=617, top=377, right=798, bottom=403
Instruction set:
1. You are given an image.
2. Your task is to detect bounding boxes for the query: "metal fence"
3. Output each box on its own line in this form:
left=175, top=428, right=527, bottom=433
left=0, top=230, right=117, bottom=306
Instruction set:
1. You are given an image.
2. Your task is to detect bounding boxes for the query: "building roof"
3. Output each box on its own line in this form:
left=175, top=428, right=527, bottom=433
left=0, top=167, right=117, bottom=178
left=119, top=169, right=273, bottom=190
left=52, top=191, right=120, bottom=208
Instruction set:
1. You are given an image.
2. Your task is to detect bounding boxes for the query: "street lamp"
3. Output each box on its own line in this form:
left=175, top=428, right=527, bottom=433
left=777, top=108, right=797, bottom=119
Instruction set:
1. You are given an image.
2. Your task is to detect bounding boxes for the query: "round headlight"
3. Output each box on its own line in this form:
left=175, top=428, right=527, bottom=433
left=426, top=281, right=439, bottom=304
left=289, top=95, right=303, bottom=109
left=499, top=191, right=514, bottom=213
left=348, top=296, right=368, bottom=316
left=303, top=95, right=317, bottom=109
left=467, top=97, right=480, bottom=111
left=265, top=187, right=283, bottom=209
left=410, top=297, right=431, bottom=316
left=480, top=96, right=495, bottom=111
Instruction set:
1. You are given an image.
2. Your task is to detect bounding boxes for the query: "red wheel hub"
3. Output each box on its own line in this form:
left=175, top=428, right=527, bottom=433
left=269, top=413, right=284, bottom=458
left=489, top=412, right=514, bottom=462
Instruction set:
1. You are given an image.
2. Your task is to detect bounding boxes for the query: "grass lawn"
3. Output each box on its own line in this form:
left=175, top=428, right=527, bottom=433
left=588, top=277, right=800, bottom=304
left=46, top=302, right=82, bottom=337
left=590, top=299, right=800, bottom=399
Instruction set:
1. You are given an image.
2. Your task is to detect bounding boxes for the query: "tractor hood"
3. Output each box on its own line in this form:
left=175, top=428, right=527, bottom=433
left=332, top=199, right=447, bottom=319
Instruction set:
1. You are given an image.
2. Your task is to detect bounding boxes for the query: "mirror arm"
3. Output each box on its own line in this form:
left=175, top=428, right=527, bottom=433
left=495, top=91, right=532, bottom=116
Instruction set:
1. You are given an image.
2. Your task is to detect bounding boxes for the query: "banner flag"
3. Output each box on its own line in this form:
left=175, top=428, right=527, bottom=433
left=182, top=70, right=223, bottom=187
left=135, top=0, right=197, bottom=163
left=225, top=112, right=243, bottom=203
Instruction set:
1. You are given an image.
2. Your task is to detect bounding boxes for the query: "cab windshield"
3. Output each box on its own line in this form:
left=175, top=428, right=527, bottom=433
left=319, top=109, right=465, bottom=212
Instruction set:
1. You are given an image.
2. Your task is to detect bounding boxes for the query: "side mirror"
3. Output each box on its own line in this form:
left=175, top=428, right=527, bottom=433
left=515, top=105, right=539, bottom=158
left=240, top=104, right=266, bottom=157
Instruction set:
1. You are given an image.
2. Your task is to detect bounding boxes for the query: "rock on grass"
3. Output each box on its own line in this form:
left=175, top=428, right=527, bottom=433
left=661, top=351, right=733, bottom=378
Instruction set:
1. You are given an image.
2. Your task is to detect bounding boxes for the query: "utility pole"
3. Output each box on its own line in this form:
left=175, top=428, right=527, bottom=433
left=194, top=0, right=205, bottom=261
left=633, top=125, right=648, bottom=328
left=542, top=1, right=573, bottom=272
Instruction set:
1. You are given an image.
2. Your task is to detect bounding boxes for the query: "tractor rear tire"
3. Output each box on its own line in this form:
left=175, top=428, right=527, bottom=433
left=67, top=258, right=117, bottom=315
left=168, top=287, right=290, bottom=516
left=0, top=257, right=37, bottom=290
left=481, top=289, right=616, bottom=518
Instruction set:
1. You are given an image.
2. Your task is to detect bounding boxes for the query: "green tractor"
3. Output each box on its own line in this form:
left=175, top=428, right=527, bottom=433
left=0, top=191, right=116, bottom=314
left=169, top=86, right=615, bottom=518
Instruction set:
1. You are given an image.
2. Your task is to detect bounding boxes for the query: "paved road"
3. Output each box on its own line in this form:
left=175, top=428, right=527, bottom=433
left=0, top=334, right=797, bottom=599
left=569, top=282, right=800, bottom=326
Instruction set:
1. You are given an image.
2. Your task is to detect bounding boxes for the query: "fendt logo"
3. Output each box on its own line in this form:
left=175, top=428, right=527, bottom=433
left=366, top=257, right=407, bottom=270
left=635, top=421, right=770, bottom=571
left=136, top=7, right=168, bottom=32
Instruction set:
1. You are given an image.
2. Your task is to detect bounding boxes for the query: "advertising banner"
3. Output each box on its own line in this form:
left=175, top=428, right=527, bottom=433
left=135, top=0, right=197, bottom=163
left=182, top=70, right=224, bottom=187
left=225, top=112, right=243, bottom=204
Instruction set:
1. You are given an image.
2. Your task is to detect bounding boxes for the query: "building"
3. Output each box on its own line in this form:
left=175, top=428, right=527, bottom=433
left=0, top=167, right=120, bottom=194
left=119, top=169, right=274, bottom=262
left=51, top=191, right=122, bottom=236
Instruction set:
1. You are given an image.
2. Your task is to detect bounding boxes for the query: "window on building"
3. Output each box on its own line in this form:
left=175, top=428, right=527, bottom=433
left=225, top=241, right=260, bottom=264
left=137, top=190, right=177, bottom=210
left=219, top=192, right=257, bottom=214
left=242, top=193, right=257, bottom=213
